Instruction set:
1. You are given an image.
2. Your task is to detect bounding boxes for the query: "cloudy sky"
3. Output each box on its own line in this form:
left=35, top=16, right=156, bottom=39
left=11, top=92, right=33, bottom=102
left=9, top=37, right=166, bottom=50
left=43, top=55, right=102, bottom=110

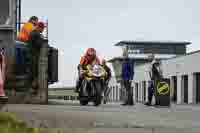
left=21, top=0, right=200, bottom=87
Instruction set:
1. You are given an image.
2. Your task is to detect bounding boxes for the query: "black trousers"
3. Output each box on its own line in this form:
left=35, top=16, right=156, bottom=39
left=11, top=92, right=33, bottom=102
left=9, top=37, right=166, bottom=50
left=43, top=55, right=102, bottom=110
left=147, top=80, right=159, bottom=105
left=31, top=54, right=39, bottom=80
left=148, top=81, right=154, bottom=104
left=27, top=47, right=40, bottom=82
left=123, top=80, right=133, bottom=105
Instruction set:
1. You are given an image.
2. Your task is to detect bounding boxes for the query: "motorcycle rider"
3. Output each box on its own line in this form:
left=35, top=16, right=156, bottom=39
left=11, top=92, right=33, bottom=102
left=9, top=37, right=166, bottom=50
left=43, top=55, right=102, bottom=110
left=75, top=48, right=101, bottom=92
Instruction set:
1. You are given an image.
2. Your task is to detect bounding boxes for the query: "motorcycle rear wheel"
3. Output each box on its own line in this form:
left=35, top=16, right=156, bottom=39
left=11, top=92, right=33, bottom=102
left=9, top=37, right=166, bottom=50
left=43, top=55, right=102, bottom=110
left=79, top=98, right=88, bottom=106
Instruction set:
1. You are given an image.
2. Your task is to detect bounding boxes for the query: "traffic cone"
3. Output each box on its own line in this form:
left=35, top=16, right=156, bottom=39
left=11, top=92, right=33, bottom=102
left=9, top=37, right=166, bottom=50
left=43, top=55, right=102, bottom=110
left=0, top=53, right=6, bottom=97
left=0, top=82, right=5, bottom=96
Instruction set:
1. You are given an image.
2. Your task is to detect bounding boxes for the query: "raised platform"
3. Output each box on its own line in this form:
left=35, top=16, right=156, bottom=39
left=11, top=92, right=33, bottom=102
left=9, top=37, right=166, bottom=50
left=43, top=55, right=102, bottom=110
left=5, top=91, right=48, bottom=104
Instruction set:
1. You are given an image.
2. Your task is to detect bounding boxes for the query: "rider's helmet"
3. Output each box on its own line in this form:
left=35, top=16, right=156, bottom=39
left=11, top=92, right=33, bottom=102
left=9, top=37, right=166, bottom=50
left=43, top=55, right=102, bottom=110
left=86, top=48, right=96, bottom=61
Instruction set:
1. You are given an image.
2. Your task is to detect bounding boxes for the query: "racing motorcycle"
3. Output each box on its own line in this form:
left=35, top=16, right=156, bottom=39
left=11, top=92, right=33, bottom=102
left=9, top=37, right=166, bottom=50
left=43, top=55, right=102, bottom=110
left=79, top=64, right=107, bottom=106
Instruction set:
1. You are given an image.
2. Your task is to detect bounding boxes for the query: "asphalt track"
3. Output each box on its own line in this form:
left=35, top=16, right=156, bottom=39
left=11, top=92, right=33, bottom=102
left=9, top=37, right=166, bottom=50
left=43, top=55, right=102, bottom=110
left=3, top=100, right=200, bottom=132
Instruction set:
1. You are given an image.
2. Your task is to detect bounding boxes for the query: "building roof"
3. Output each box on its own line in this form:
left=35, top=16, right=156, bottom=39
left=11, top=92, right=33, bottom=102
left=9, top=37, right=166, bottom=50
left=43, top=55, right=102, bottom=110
left=114, top=40, right=191, bottom=46
left=107, top=54, right=176, bottom=62
left=163, top=49, right=200, bottom=60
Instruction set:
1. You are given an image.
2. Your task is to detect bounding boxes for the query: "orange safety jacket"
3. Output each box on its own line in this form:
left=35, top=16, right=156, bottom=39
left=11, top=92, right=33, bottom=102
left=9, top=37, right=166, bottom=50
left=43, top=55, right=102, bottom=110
left=17, top=22, right=34, bottom=41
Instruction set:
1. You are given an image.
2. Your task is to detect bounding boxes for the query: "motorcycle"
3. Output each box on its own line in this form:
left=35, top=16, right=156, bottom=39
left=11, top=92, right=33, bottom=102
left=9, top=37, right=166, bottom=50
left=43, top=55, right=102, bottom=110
left=79, top=64, right=107, bottom=106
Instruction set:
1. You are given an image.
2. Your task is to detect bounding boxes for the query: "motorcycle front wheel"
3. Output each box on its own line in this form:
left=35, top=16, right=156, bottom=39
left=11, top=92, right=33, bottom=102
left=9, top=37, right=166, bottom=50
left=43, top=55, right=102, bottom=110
left=93, top=80, right=102, bottom=106
left=79, top=79, right=89, bottom=106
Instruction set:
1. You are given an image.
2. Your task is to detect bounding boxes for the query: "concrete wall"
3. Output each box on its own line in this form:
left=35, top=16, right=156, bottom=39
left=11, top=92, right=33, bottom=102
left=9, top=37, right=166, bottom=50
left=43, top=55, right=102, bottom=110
left=0, top=0, right=16, bottom=27
left=128, top=44, right=186, bottom=55
left=0, top=0, right=17, bottom=41
left=0, top=0, right=10, bottom=25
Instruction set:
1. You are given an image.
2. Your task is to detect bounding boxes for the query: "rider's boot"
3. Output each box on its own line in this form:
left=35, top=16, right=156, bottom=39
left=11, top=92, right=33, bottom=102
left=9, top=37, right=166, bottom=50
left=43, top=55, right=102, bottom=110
left=144, top=102, right=151, bottom=106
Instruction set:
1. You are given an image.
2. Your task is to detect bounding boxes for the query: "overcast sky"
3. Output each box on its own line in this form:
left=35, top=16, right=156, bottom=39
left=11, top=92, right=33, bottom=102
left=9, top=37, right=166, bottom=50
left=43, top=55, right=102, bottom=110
left=21, top=0, right=200, bottom=87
